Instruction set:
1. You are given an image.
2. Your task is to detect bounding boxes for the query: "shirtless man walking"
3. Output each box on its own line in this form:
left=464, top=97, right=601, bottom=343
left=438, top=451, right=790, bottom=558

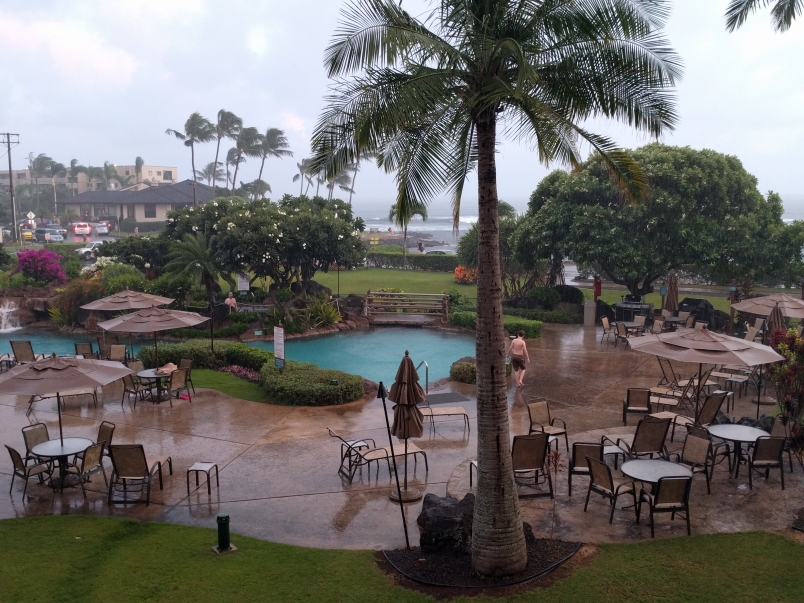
left=508, top=330, right=530, bottom=387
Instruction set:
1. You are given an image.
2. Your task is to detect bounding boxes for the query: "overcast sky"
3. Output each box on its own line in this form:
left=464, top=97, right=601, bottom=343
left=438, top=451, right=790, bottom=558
left=1, top=0, right=802, bottom=218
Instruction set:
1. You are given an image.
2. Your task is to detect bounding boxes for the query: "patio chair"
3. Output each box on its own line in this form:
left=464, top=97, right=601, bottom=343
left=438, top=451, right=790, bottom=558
left=678, top=311, right=690, bottom=321
left=166, top=368, right=192, bottom=406
left=694, top=321, right=707, bottom=331
left=723, top=366, right=756, bottom=398
left=121, top=374, right=150, bottom=406
left=630, top=315, right=646, bottom=335
left=327, top=428, right=391, bottom=484
left=623, top=388, right=651, bottom=425
left=22, top=423, right=52, bottom=474
left=743, top=326, right=758, bottom=342
left=603, top=416, right=671, bottom=460
left=179, top=358, right=195, bottom=394
left=583, top=457, right=637, bottom=523
left=5, top=445, right=51, bottom=497
left=746, top=437, right=786, bottom=490
left=600, top=316, right=613, bottom=343
left=614, top=322, right=630, bottom=347
left=661, top=309, right=672, bottom=318
left=669, top=431, right=714, bottom=494
left=683, top=315, right=695, bottom=329
left=97, top=342, right=111, bottom=360
left=656, top=357, right=680, bottom=388
left=770, top=418, right=794, bottom=473
left=10, top=340, right=46, bottom=364
left=568, top=442, right=603, bottom=496
left=109, top=344, right=127, bottom=363
left=511, top=433, right=553, bottom=499
left=65, top=441, right=107, bottom=498
left=650, top=376, right=696, bottom=416
left=667, top=390, right=728, bottom=441
left=651, top=320, right=663, bottom=335
left=98, top=335, right=119, bottom=346
left=637, top=475, right=692, bottom=537
left=797, top=325, right=803, bottom=337
left=527, top=399, right=568, bottom=450
left=75, top=421, right=116, bottom=466
left=74, top=342, right=96, bottom=358
left=107, top=444, right=172, bottom=506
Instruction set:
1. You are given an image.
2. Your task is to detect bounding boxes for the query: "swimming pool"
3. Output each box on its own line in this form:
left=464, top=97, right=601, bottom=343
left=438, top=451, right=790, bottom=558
left=0, top=327, right=475, bottom=383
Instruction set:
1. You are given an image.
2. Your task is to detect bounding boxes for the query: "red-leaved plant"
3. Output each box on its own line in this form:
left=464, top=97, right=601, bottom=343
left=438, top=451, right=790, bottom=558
left=11, top=249, right=66, bottom=285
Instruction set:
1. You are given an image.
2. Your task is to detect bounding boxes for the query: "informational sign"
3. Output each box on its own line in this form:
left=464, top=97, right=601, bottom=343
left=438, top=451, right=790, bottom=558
left=370, top=237, right=379, bottom=246
left=273, top=325, right=285, bottom=370
left=659, top=284, right=668, bottom=296
left=237, top=272, right=250, bottom=291
left=26, top=211, right=35, bottom=220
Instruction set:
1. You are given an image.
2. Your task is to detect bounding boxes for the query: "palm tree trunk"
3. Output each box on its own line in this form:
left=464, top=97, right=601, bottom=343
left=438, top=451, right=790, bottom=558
left=471, top=113, right=527, bottom=577
left=213, top=136, right=222, bottom=191
left=299, top=170, right=304, bottom=196
left=258, top=155, right=266, bottom=182
left=403, top=225, right=407, bottom=269
left=316, top=179, right=321, bottom=197
left=232, top=153, right=241, bottom=194
left=191, top=142, right=198, bottom=207
left=349, top=167, right=357, bottom=206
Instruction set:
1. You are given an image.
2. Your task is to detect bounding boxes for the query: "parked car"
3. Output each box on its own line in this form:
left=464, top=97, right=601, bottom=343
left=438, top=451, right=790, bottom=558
left=54, top=227, right=67, bottom=236
left=75, top=241, right=104, bottom=260
left=34, top=228, right=64, bottom=243
left=20, top=229, right=34, bottom=241
left=95, top=223, right=109, bottom=235
left=73, top=222, right=92, bottom=236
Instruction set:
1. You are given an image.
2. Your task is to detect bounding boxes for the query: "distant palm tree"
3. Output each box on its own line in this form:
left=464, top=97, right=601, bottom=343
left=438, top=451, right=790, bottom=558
left=48, top=162, right=65, bottom=216
left=165, top=232, right=225, bottom=302
left=230, top=127, right=264, bottom=194
left=83, top=166, right=104, bottom=192
left=195, top=161, right=226, bottom=186
left=29, top=153, right=53, bottom=212
left=347, top=153, right=376, bottom=206
left=389, top=199, right=427, bottom=267
left=326, top=171, right=352, bottom=201
left=256, top=128, right=293, bottom=183
left=69, top=159, right=83, bottom=196
left=166, top=112, right=216, bottom=205
left=135, top=156, right=144, bottom=184
left=212, top=110, right=242, bottom=192
left=225, top=147, right=243, bottom=191
left=726, top=0, right=801, bottom=31
left=293, top=158, right=315, bottom=196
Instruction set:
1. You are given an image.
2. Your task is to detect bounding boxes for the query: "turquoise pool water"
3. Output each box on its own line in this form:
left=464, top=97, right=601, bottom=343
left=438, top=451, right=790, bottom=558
left=0, top=327, right=475, bottom=383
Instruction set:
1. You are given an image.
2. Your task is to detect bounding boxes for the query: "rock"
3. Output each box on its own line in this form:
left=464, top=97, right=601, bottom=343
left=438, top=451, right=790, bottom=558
left=335, top=322, right=349, bottom=330
left=345, top=320, right=357, bottom=329
left=417, top=493, right=474, bottom=554
left=291, top=279, right=333, bottom=298
left=344, top=294, right=363, bottom=309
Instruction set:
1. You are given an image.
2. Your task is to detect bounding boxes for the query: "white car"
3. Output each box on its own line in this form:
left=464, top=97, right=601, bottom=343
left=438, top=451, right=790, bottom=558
left=75, top=241, right=104, bottom=260
left=73, top=222, right=92, bottom=236
left=95, top=224, right=109, bottom=235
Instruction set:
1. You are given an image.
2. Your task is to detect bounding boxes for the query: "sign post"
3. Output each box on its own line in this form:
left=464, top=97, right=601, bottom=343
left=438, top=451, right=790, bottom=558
left=659, top=283, right=667, bottom=312
left=274, top=324, right=285, bottom=373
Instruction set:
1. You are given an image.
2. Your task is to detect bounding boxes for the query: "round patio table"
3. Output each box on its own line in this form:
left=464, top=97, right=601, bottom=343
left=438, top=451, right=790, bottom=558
left=620, top=459, right=692, bottom=486
left=663, top=317, right=685, bottom=328
left=707, top=424, right=769, bottom=478
left=31, top=437, right=93, bottom=492
left=137, top=369, right=172, bottom=403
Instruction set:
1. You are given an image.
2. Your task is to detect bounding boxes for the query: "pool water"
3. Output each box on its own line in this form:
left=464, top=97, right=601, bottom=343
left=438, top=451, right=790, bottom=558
left=0, top=327, right=475, bottom=383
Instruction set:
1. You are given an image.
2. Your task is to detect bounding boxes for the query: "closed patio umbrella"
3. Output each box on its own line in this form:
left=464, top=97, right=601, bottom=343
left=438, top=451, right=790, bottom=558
left=388, top=350, right=425, bottom=503
left=732, top=293, right=804, bottom=319
left=664, top=269, right=679, bottom=313
left=0, top=357, right=131, bottom=443
left=767, top=303, right=786, bottom=336
left=629, top=329, right=783, bottom=419
left=97, top=307, right=209, bottom=365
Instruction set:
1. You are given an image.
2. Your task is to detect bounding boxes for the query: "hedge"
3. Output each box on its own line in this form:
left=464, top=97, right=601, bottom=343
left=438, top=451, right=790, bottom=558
left=450, top=311, right=543, bottom=338
left=120, top=218, right=165, bottom=233
left=137, top=340, right=364, bottom=406
left=365, top=252, right=459, bottom=272
left=450, top=360, right=512, bottom=384
left=167, top=324, right=248, bottom=339
left=503, top=307, right=583, bottom=324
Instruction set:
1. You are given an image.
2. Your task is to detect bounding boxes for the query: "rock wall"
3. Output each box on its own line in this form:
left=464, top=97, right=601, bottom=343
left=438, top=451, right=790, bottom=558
left=0, top=284, right=59, bottom=325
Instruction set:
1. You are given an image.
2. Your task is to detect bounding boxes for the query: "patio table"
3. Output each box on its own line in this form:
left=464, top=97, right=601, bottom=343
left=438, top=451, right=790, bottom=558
left=620, top=459, right=692, bottom=486
left=137, top=369, right=173, bottom=403
left=707, top=424, right=769, bottom=478
left=31, top=437, right=93, bottom=492
left=662, top=316, right=685, bottom=330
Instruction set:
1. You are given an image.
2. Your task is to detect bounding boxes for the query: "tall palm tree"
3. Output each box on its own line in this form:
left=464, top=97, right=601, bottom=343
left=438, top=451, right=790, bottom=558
left=135, top=156, right=144, bottom=184
left=293, top=158, right=315, bottom=196
left=165, top=232, right=225, bottom=302
left=230, top=127, right=264, bottom=193
left=225, top=147, right=243, bottom=192
left=29, top=153, right=53, bottom=212
left=725, top=0, right=801, bottom=31
left=389, top=199, right=427, bottom=267
left=212, top=110, right=243, bottom=191
left=48, top=162, right=65, bottom=215
left=195, top=161, right=226, bottom=186
left=166, top=112, right=216, bottom=205
left=69, top=159, right=83, bottom=196
left=326, top=171, right=352, bottom=201
left=348, top=152, right=375, bottom=206
left=311, top=0, right=679, bottom=576
left=84, top=166, right=104, bottom=191
left=257, top=128, right=293, bottom=182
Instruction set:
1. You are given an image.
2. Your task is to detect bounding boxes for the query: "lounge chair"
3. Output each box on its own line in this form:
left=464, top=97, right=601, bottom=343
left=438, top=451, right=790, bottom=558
left=568, top=442, right=603, bottom=496
left=107, top=444, right=172, bottom=506
left=10, top=340, right=46, bottom=364
left=74, top=342, right=96, bottom=358
left=511, top=433, right=553, bottom=499
left=109, top=344, right=127, bottom=363
left=328, top=428, right=391, bottom=483
left=526, top=399, right=568, bottom=450
left=420, top=399, right=470, bottom=432
left=637, top=476, right=692, bottom=537
left=583, top=457, right=636, bottom=523
left=5, top=445, right=51, bottom=497
left=27, top=388, right=98, bottom=417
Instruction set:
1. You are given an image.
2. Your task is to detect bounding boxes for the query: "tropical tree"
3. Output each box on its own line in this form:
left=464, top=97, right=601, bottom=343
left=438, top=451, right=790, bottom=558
left=102, top=161, right=118, bottom=189
left=166, top=112, right=216, bottom=205
left=29, top=153, right=53, bottom=212
left=725, top=0, right=801, bottom=31
left=225, top=148, right=242, bottom=190
left=69, top=159, right=83, bottom=196
left=195, top=161, right=226, bottom=186
left=325, top=170, right=352, bottom=201
left=257, top=128, right=293, bottom=182
left=164, top=232, right=226, bottom=302
left=310, top=0, right=680, bottom=576
left=212, top=110, right=243, bottom=191
left=48, top=162, right=66, bottom=214
left=135, top=156, right=145, bottom=184
left=293, top=158, right=315, bottom=196
left=84, top=166, right=104, bottom=192
left=347, top=152, right=376, bottom=206
left=388, top=198, right=427, bottom=266
left=230, top=127, right=264, bottom=193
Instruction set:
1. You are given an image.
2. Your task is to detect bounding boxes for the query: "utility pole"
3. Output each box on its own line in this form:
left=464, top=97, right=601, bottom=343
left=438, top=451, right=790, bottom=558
left=1, top=134, right=20, bottom=242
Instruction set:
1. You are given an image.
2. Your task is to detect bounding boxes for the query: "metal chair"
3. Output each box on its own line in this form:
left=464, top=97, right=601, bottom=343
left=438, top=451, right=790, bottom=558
left=747, top=437, right=786, bottom=490
left=109, top=344, right=127, bottom=363
left=526, top=399, right=568, bottom=450
left=604, top=416, right=671, bottom=460
left=166, top=368, right=192, bottom=406
left=583, top=457, right=636, bottom=523
left=22, top=423, right=50, bottom=466
left=179, top=358, right=195, bottom=394
left=770, top=418, right=794, bottom=473
left=600, top=316, right=613, bottom=343
left=669, top=431, right=714, bottom=494
left=107, top=444, right=172, bottom=506
left=10, top=340, right=46, bottom=364
left=568, top=442, right=603, bottom=496
left=5, top=445, right=51, bottom=497
left=327, top=428, right=391, bottom=484
left=511, top=433, right=553, bottom=498
left=122, top=374, right=150, bottom=406
left=622, top=388, right=651, bottom=425
left=614, top=322, right=630, bottom=347
left=65, top=441, right=108, bottom=498
left=637, top=476, right=693, bottom=537
left=74, top=342, right=96, bottom=358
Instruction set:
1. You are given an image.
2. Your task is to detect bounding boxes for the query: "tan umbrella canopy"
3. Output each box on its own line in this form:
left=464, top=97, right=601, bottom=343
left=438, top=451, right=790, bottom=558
left=732, top=293, right=804, bottom=319
left=81, top=289, right=174, bottom=311
left=0, top=357, right=131, bottom=443
left=97, top=307, right=209, bottom=365
left=388, top=351, right=425, bottom=502
left=767, top=303, right=786, bottom=335
left=664, top=269, right=679, bottom=313
left=629, top=329, right=783, bottom=418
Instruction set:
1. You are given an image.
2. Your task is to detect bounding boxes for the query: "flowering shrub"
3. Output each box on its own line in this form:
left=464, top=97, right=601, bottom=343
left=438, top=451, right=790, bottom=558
left=221, top=365, right=262, bottom=383
left=11, top=249, right=66, bottom=285
left=769, top=328, right=804, bottom=454
left=453, top=265, right=477, bottom=285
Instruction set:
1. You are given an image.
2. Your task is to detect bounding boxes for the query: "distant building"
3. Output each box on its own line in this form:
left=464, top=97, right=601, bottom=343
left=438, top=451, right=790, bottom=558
left=59, top=180, right=215, bottom=223
left=0, top=164, right=177, bottom=195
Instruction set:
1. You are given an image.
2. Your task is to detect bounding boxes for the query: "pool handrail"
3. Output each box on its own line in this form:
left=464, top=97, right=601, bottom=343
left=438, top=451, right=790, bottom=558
left=416, top=360, right=429, bottom=394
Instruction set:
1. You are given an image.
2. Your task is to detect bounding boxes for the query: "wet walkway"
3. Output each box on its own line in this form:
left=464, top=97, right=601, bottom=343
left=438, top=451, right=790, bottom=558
left=1, top=324, right=800, bottom=548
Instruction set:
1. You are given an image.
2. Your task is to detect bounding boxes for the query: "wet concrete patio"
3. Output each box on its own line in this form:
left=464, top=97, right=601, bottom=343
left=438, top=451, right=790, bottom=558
left=1, top=324, right=801, bottom=549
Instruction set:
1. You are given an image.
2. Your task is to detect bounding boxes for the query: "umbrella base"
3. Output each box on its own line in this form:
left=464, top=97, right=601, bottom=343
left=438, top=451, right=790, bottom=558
left=753, top=396, right=776, bottom=406
left=390, top=487, right=422, bottom=503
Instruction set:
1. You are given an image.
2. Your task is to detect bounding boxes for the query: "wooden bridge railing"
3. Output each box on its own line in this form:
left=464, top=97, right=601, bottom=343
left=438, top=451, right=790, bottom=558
left=363, top=291, right=450, bottom=319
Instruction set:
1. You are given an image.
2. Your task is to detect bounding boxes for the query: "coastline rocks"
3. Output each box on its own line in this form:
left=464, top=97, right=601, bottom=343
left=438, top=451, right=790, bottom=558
left=417, top=493, right=475, bottom=554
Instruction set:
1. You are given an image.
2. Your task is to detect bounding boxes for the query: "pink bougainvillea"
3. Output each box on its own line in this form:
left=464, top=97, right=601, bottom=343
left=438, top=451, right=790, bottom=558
left=221, top=365, right=261, bottom=383
left=11, top=249, right=66, bottom=284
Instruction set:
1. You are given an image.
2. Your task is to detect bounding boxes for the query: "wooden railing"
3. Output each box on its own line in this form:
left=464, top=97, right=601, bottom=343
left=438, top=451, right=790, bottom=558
left=364, top=291, right=450, bottom=319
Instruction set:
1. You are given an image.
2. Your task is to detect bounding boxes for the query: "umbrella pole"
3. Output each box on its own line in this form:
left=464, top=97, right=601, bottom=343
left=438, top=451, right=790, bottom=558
left=756, top=365, right=763, bottom=421
left=696, top=363, right=703, bottom=420
left=378, top=382, right=410, bottom=550
left=57, top=393, right=64, bottom=445
left=404, top=439, right=408, bottom=490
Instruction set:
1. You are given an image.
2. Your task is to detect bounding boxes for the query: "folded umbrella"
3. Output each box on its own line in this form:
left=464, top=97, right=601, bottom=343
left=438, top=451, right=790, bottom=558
left=388, top=351, right=425, bottom=502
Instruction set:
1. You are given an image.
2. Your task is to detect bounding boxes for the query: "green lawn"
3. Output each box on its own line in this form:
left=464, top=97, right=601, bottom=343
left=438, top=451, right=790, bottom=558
left=192, top=369, right=268, bottom=402
left=315, top=268, right=476, bottom=298
left=0, top=516, right=800, bottom=602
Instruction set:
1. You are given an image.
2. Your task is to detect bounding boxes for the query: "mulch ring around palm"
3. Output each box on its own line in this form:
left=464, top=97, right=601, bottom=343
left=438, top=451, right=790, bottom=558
left=379, top=523, right=582, bottom=598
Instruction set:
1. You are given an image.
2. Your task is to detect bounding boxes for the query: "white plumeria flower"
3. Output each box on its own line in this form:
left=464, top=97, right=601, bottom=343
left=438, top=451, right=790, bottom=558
left=192, top=225, right=198, bottom=231
left=338, top=235, right=343, bottom=240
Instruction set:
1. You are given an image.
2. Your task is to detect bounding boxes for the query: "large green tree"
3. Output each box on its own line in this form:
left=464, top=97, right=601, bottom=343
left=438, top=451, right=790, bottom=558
left=310, top=0, right=679, bottom=576
left=166, top=112, right=216, bottom=206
